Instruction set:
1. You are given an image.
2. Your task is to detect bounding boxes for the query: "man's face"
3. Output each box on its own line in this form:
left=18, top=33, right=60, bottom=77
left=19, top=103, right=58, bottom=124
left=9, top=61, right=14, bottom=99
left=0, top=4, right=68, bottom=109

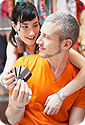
left=36, top=21, right=62, bottom=58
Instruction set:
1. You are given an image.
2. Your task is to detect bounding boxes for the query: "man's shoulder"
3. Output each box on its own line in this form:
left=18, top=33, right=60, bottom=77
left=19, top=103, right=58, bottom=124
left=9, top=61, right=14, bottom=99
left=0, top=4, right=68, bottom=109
left=24, top=54, right=40, bottom=61
left=14, top=54, right=45, bottom=67
left=24, top=54, right=45, bottom=63
left=61, top=60, right=79, bottom=83
left=68, top=60, right=79, bottom=75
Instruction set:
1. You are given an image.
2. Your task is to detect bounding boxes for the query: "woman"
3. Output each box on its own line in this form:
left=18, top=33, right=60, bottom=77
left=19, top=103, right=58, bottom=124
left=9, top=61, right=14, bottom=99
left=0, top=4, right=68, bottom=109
left=3, top=1, right=40, bottom=74
left=0, top=1, right=85, bottom=113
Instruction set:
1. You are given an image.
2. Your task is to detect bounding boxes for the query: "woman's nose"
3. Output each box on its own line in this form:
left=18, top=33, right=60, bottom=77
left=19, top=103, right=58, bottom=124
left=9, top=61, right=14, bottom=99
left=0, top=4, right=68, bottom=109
left=29, top=30, right=35, bottom=36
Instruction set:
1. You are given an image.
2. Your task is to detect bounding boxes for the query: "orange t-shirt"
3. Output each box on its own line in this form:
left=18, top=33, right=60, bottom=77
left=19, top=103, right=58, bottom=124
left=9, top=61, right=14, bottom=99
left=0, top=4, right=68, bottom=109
left=9, top=54, right=85, bottom=125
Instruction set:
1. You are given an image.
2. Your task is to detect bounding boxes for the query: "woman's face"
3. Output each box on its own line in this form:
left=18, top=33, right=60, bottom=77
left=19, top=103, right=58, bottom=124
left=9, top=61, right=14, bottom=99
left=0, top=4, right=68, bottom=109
left=14, top=16, right=40, bottom=46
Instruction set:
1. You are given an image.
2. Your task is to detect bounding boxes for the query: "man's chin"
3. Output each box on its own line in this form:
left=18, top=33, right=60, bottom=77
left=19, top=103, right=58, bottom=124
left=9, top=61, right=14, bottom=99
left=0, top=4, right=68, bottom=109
left=39, top=53, right=47, bottom=58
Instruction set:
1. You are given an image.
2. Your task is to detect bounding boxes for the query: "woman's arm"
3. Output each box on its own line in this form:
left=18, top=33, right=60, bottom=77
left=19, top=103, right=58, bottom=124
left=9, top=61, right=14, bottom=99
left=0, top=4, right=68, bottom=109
left=2, top=42, right=18, bottom=74
left=0, top=42, right=18, bottom=89
left=60, top=48, right=85, bottom=97
left=69, top=107, right=85, bottom=125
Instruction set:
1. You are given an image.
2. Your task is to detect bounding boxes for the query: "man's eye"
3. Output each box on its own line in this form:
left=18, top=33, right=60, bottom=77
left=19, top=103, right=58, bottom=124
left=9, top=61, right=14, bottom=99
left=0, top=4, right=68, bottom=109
left=39, top=31, right=41, bottom=35
left=45, top=35, right=49, bottom=39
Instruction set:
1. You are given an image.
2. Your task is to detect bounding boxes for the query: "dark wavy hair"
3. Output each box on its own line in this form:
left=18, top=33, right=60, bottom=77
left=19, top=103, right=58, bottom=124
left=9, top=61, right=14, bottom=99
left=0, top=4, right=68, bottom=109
left=9, top=2, right=40, bottom=53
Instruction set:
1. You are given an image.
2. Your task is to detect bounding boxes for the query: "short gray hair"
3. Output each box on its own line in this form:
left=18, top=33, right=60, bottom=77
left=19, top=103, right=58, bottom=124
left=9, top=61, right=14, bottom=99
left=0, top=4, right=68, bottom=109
left=45, top=13, right=79, bottom=47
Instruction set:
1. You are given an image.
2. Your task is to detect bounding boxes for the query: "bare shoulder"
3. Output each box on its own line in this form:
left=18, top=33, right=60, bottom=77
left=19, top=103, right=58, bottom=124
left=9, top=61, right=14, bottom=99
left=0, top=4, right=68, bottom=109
left=7, top=42, right=18, bottom=54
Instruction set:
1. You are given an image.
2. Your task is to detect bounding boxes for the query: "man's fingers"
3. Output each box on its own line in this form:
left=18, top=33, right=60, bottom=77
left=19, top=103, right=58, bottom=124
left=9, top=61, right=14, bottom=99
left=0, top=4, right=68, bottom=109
left=45, top=106, right=55, bottom=115
left=54, top=109, right=59, bottom=114
left=44, top=98, right=49, bottom=106
left=46, top=108, right=52, bottom=115
left=50, top=109, right=56, bottom=115
left=27, top=88, right=32, bottom=103
left=28, top=88, right=32, bottom=96
left=44, top=104, right=49, bottom=113
left=12, top=80, right=20, bottom=100
left=18, top=80, right=25, bottom=102
left=24, top=82, right=29, bottom=102
left=25, top=83, right=32, bottom=103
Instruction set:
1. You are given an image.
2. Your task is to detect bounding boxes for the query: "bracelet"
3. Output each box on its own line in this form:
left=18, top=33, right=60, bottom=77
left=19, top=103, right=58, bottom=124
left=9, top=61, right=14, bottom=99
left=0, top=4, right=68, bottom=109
left=0, top=74, right=5, bottom=87
left=57, top=90, right=66, bottom=101
left=11, top=105, right=25, bottom=110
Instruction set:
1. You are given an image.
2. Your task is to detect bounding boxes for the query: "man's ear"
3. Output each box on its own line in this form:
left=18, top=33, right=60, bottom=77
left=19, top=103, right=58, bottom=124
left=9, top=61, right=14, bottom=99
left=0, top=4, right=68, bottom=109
left=11, top=21, right=18, bottom=32
left=62, top=39, right=72, bottom=49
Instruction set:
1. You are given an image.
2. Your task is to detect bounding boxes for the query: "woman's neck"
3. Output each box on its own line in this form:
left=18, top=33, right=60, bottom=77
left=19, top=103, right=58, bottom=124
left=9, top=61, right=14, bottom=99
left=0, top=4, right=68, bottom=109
left=25, top=43, right=36, bottom=55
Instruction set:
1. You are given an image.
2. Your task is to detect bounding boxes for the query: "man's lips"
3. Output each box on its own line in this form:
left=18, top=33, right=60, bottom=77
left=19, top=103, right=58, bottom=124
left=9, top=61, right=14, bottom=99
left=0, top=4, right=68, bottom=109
left=39, top=47, right=45, bottom=51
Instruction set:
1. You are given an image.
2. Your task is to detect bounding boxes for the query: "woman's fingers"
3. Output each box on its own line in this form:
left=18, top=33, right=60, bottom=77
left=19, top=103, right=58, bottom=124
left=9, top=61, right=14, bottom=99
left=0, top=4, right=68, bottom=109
left=2, top=73, right=16, bottom=88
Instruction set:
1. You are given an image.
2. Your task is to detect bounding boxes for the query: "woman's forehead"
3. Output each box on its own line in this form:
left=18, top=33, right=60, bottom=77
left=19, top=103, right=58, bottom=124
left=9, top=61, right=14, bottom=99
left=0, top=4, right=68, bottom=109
left=18, top=16, right=39, bottom=24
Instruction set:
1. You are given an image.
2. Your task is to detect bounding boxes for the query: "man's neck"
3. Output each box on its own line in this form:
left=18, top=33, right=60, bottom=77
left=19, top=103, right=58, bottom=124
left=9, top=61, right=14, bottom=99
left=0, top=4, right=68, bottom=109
left=47, top=53, right=69, bottom=80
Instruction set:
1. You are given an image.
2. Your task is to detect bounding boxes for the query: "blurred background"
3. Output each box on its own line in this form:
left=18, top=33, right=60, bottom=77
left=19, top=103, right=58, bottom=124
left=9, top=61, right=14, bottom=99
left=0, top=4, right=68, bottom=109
left=0, top=0, right=85, bottom=124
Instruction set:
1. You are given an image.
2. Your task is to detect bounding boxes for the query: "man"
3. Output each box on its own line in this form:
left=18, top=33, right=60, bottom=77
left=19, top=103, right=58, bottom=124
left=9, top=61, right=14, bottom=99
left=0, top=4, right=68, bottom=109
left=6, top=13, right=85, bottom=125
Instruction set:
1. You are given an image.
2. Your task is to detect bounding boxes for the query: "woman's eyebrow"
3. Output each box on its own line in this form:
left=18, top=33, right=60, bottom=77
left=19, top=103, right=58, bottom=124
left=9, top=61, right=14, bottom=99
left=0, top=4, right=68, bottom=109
left=21, top=21, right=38, bottom=25
left=33, top=22, right=39, bottom=24
left=21, top=23, right=28, bottom=25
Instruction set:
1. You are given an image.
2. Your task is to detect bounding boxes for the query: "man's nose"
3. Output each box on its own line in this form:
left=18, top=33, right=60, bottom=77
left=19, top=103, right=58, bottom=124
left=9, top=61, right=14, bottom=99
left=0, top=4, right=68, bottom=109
left=36, top=36, right=43, bottom=44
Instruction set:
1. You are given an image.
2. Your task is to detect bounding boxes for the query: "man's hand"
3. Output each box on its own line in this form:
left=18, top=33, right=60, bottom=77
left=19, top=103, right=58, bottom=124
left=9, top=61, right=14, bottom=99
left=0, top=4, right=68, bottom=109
left=44, top=93, right=63, bottom=115
left=11, top=79, right=32, bottom=109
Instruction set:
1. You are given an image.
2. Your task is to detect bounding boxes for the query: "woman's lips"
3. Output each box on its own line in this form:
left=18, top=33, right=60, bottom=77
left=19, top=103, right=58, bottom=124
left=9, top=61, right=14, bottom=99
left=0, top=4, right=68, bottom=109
left=26, top=36, right=35, bottom=40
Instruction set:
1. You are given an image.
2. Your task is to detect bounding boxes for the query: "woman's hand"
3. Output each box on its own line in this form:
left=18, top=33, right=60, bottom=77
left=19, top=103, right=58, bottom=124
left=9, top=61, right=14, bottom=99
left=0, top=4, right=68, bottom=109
left=11, top=79, right=32, bottom=109
left=1, top=72, right=17, bottom=90
left=44, top=93, right=63, bottom=115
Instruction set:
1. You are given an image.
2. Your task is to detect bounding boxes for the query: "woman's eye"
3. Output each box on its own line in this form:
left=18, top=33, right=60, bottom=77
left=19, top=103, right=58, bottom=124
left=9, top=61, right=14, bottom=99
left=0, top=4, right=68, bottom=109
left=34, top=24, right=38, bottom=27
left=22, top=26, right=28, bottom=28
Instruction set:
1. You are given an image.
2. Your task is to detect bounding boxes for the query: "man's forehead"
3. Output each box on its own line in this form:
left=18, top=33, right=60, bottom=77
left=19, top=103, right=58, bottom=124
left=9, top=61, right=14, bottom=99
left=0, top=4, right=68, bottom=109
left=41, top=21, right=60, bottom=35
left=42, top=21, right=56, bottom=29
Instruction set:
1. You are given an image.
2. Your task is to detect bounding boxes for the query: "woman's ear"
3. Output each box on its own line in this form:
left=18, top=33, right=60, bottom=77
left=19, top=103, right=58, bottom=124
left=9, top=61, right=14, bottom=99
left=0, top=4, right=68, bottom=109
left=62, top=39, right=72, bottom=49
left=11, top=21, right=18, bottom=32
